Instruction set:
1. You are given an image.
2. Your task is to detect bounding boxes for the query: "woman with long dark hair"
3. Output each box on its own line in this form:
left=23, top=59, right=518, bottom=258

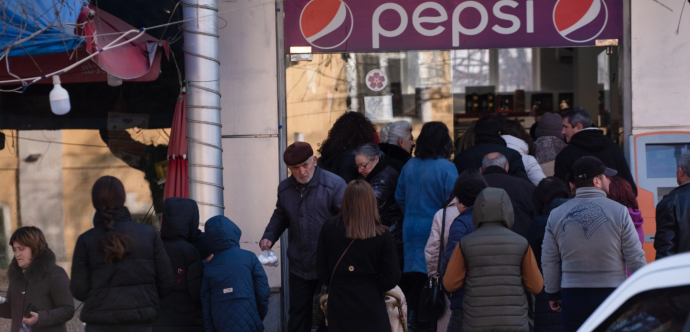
left=318, top=112, right=377, bottom=183
left=394, top=121, right=458, bottom=330
left=71, top=176, right=172, bottom=332
left=316, top=180, right=401, bottom=332
left=0, top=226, right=74, bottom=332
left=528, top=177, right=571, bottom=332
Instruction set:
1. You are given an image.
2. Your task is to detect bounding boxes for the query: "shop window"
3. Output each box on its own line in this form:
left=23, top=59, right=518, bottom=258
left=498, top=48, right=532, bottom=92
left=594, top=285, right=690, bottom=331
left=451, top=49, right=490, bottom=94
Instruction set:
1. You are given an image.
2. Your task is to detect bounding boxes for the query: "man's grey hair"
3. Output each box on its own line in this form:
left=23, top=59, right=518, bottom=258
left=563, top=108, right=592, bottom=128
left=354, top=143, right=385, bottom=161
left=679, top=150, right=690, bottom=175
left=380, top=120, right=412, bottom=145
left=481, top=153, right=509, bottom=171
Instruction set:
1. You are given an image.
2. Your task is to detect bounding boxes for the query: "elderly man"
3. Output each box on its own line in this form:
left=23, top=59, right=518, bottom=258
left=554, top=108, right=637, bottom=194
left=542, top=156, right=646, bottom=332
left=379, top=120, right=414, bottom=173
left=655, top=150, right=690, bottom=259
left=260, top=142, right=347, bottom=332
left=479, top=152, right=535, bottom=238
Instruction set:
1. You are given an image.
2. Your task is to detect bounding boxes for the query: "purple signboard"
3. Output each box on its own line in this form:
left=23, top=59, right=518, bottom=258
left=285, top=0, right=622, bottom=53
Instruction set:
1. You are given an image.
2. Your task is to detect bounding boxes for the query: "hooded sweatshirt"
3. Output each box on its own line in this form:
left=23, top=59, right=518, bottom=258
left=443, top=188, right=543, bottom=332
left=202, top=216, right=270, bottom=332
left=554, top=129, right=637, bottom=195
left=502, top=135, right=546, bottom=185
left=542, top=188, right=647, bottom=298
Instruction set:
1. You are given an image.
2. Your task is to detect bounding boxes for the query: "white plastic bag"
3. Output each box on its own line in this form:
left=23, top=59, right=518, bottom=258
left=258, top=250, right=279, bottom=267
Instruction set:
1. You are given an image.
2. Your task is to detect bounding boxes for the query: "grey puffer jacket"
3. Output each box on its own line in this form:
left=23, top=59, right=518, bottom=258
left=262, top=166, right=347, bottom=280
left=460, top=188, right=532, bottom=332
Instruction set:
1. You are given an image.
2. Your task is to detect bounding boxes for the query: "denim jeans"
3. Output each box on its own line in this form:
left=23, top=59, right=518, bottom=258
left=446, top=307, right=464, bottom=332
left=561, top=288, right=616, bottom=332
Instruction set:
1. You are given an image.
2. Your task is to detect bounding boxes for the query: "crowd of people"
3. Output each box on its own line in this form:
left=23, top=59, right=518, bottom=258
left=260, top=109, right=690, bottom=332
left=1, top=108, right=689, bottom=332
left=0, top=176, right=269, bottom=332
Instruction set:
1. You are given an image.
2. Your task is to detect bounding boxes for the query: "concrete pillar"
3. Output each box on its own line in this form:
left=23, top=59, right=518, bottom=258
left=573, top=48, right=602, bottom=125
left=217, top=0, right=281, bottom=330
left=18, top=130, right=67, bottom=267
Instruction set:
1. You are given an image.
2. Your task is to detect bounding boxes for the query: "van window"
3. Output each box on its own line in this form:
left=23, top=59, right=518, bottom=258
left=594, top=285, right=690, bottom=331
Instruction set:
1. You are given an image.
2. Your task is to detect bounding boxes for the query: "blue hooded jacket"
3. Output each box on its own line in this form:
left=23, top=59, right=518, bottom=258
left=201, top=216, right=270, bottom=332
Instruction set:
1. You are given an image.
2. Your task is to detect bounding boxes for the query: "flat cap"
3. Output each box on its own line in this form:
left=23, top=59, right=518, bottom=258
left=283, top=142, right=313, bottom=165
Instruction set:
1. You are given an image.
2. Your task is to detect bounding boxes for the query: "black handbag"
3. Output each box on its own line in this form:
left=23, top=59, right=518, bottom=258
left=418, top=202, right=449, bottom=322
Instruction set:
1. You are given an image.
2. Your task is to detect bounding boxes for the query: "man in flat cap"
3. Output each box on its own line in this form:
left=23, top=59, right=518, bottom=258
left=260, top=141, right=347, bottom=332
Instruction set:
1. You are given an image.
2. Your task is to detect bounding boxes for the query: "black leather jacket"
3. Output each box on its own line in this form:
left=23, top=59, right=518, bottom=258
left=366, top=160, right=403, bottom=227
left=366, top=160, right=404, bottom=267
left=655, top=182, right=690, bottom=259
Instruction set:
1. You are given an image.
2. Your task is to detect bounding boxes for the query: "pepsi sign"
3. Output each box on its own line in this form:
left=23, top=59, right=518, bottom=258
left=285, top=0, right=622, bottom=53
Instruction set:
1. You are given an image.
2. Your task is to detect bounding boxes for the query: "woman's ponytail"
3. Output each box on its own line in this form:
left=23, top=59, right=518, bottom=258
left=92, top=176, right=129, bottom=264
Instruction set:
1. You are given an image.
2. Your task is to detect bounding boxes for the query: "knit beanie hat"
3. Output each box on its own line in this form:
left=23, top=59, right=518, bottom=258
left=536, top=112, right=563, bottom=138
left=456, top=177, right=487, bottom=207
left=192, top=230, right=213, bottom=260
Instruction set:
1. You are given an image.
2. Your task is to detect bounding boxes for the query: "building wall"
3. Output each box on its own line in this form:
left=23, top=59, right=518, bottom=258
left=631, top=0, right=690, bottom=134
left=0, top=129, right=165, bottom=288
left=217, top=0, right=282, bottom=289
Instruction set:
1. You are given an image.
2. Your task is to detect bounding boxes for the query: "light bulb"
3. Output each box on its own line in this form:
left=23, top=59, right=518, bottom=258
left=49, top=76, right=70, bottom=115
left=107, top=73, right=122, bottom=87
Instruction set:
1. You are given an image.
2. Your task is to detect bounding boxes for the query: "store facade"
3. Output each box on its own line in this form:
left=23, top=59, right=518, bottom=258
left=3, top=0, right=690, bottom=330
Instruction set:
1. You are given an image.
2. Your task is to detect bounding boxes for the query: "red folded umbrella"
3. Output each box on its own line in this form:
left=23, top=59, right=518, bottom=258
left=163, top=93, right=189, bottom=200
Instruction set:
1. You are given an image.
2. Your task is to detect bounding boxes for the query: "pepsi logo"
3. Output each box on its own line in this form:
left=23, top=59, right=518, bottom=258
left=553, top=0, right=608, bottom=43
left=300, top=0, right=354, bottom=49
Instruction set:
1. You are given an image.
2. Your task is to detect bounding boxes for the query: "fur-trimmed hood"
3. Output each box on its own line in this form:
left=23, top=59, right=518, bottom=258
left=7, top=248, right=57, bottom=283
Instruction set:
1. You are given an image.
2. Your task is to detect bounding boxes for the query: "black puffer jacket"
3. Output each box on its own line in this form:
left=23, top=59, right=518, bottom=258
left=71, top=207, right=173, bottom=328
left=454, top=134, right=529, bottom=181
left=655, top=182, right=690, bottom=259
left=528, top=198, right=569, bottom=332
left=365, top=159, right=404, bottom=268
left=319, top=148, right=360, bottom=184
left=554, top=129, right=637, bottom=195
left=153, top=198, right=204, bottom=332
left=378, top=143, right=411, bottom=173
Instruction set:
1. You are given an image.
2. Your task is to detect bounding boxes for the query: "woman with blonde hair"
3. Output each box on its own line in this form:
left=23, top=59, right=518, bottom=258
left=317, top=179, right=402, bottom=332
left=0, top=226, right=75, bottom=332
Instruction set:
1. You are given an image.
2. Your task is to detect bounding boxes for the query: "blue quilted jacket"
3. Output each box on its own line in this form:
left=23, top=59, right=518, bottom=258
left=202, top=216, right=270, bottom=332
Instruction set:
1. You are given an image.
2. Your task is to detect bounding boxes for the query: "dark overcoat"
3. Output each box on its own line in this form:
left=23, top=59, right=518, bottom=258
left=316, top=216, right=401, bottom=332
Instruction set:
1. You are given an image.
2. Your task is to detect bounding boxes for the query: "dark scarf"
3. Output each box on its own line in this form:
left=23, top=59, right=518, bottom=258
left=365, top=158, right=389, bottom=182
left=482, top=165, right=509, bottom=176
left=7, top=248, right=56, bottom=283
left=92, top=206, right=133, bottom=228
left=379, top=143, right=411, bottom=163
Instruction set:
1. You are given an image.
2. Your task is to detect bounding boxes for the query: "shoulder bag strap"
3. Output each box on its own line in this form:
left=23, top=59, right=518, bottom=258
left=437, top=204, right=447, bottom=277
left=329, top=239, right=356, bottom=288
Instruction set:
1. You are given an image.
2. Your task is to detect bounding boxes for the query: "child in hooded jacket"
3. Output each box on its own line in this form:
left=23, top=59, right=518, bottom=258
left=201, top=216, right=270, bottom=332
